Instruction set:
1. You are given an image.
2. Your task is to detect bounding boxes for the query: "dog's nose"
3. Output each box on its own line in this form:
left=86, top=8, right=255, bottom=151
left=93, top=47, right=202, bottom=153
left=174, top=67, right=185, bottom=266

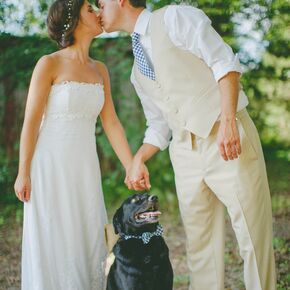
left=149, top=195, right=158, bottom=202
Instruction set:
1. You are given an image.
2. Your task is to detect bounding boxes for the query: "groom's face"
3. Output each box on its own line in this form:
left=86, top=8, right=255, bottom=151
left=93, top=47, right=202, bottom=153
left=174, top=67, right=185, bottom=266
left=97, top=0, right=120, bottom=32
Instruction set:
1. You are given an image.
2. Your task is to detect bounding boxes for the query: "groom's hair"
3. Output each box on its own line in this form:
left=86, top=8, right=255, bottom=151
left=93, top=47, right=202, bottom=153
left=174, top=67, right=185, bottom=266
left=128, top=0, right=146, bottom=8
left=47, top=0, right=85, bottom=49
left=96, top=0, right=146, bottom=9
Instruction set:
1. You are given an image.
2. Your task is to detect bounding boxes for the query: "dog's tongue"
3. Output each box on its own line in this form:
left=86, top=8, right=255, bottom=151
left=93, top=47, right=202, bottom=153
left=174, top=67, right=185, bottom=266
left=139, top=211, right=162, bottom=218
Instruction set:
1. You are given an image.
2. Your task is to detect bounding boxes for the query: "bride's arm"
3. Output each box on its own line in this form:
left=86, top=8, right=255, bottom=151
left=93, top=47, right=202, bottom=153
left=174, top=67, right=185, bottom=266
left=98, top=62, right=136, bottom=181
left=14, top=55, right=55, bottom=202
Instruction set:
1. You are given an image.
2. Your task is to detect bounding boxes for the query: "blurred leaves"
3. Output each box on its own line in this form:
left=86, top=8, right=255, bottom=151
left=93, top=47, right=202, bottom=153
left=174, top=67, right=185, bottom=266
left=0, top=0, right=289, bottom=206
left=0, top=3, right=289, bottom=289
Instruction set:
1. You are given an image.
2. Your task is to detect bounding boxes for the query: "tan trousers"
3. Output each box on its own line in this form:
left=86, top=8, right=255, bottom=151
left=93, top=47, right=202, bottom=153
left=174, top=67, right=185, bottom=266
left=168, top=109, right=276, bottom=290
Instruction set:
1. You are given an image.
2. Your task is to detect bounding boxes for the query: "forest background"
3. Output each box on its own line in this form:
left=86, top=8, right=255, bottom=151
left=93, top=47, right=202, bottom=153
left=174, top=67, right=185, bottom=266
left=0, top=0, right=289, bottom=289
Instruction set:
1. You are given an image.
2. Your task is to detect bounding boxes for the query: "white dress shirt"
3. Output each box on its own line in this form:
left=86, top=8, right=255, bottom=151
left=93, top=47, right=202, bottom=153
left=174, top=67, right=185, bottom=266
left=131, top=5, right=243, bottom=150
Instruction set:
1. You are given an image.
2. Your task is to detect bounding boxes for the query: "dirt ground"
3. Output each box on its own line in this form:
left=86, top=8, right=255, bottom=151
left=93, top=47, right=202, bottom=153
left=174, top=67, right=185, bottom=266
left=1, top=208, right=289, bottom=290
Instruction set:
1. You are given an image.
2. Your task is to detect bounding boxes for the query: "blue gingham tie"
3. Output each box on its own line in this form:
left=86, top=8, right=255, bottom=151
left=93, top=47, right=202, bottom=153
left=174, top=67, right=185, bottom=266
left=131, top=32, right=156, bottom=80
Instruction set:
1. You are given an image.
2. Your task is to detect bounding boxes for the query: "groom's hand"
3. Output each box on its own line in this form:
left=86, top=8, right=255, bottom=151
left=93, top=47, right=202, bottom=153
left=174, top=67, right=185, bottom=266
left=125, top=157, right=151, bottom=191
left=217, top=116, right=241, bottom=161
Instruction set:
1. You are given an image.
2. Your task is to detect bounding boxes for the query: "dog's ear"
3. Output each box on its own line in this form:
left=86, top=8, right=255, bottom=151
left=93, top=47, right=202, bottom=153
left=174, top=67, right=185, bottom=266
left=113, top=207, right=123, bottom=235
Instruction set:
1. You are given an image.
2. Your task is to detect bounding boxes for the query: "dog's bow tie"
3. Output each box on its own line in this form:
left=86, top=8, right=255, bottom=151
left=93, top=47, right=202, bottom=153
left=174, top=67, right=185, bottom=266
left=121, top=224, right=163, bottom=244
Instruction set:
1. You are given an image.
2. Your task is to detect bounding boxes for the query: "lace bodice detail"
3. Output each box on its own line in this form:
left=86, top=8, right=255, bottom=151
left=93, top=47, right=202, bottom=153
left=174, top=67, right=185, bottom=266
left=43, top=81, right=105, bottom=122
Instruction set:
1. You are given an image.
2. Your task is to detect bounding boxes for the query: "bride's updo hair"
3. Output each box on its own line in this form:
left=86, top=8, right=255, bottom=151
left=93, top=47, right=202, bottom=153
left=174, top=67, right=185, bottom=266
left=47, top=0, right=85, bottom=49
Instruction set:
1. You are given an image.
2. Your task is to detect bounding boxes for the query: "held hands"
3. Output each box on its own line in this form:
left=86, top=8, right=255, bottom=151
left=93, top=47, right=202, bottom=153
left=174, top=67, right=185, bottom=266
left=217, top=116, right=241, bottom=161
left=124, top=156, right=151, bottom=191
left=14, top=174, right=31, bottom=202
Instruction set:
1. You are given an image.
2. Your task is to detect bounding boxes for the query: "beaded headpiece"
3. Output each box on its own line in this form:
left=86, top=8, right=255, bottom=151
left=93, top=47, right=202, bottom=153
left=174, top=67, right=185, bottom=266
left=61, top=0, right=73, bottom=38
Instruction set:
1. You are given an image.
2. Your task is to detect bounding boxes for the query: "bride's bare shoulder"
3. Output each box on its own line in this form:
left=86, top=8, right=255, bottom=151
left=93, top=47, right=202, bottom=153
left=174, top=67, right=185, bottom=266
left=35, top=52, right=69, bottom=76
left=35, top=52, right=59, bottom=69
left=31, top=53, right=62, bottom=84
left=92, top=60, right=109, bottom=78
left=93, top=59, right=107, bottom=69
left=40, top=51, right=70, bottom=64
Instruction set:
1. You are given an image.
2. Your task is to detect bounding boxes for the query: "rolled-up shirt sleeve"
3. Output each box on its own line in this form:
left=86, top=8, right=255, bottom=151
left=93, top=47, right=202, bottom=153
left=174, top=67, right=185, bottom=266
left=130, top=74, right=172, bottom=151
left=165, top=5, right=242, bottom=82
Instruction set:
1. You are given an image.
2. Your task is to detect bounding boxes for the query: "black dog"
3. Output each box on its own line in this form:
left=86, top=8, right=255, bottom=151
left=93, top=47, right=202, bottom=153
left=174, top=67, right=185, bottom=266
left=106, top=193, right=173, bottom=290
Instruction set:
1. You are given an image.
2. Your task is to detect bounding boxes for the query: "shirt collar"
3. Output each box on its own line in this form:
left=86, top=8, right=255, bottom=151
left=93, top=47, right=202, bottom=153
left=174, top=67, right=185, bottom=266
left=132, top=9, right=152, bottom=36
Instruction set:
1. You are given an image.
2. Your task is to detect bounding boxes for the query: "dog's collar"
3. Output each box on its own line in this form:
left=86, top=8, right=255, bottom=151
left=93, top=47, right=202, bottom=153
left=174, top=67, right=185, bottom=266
left=119, top=224, right=163, bottom=244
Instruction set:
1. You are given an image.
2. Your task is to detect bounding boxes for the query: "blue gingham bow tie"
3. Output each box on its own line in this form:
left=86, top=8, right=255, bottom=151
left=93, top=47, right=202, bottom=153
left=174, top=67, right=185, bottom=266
left=121, top=224, right=163, bottom=244
left=131, top=32, right=156, bottom=80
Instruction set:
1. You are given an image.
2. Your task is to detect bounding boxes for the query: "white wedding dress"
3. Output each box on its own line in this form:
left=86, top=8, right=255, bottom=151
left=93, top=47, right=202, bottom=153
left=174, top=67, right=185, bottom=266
left=21, top=81, right=108, bottom=290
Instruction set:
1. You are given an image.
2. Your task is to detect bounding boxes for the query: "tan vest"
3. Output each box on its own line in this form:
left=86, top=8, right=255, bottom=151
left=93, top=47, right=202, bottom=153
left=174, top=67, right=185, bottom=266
left=131, top=6, right=248, bottom=138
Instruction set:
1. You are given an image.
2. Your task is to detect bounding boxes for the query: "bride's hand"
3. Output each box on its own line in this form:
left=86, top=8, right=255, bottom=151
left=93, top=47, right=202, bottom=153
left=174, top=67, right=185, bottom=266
left=124, top=158, right=151, bottom=191
left=14, top=174, right=31, bottom=202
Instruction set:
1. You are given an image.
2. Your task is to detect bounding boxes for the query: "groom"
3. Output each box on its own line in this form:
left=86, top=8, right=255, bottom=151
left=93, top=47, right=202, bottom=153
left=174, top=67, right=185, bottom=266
left=99, top=1, right=276, bottom=289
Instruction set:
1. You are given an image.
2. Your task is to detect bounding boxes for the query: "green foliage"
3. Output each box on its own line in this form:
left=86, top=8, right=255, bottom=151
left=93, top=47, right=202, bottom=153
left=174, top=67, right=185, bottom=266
left=0, top=0, right=289, bottom=210
left=0, top=3, right=289, bottom=287
left=0, top=0, right=51, bottom=35
left=240, top=0, right=290, bottom=146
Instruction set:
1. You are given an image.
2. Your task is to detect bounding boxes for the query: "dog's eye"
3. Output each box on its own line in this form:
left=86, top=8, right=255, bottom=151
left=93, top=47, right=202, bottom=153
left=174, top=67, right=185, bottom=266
left=131, top=196, right=141, bottom=203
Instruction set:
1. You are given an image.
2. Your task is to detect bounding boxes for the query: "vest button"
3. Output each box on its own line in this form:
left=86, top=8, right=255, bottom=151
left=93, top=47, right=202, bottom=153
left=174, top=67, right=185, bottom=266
left=175, top=108, right=179, bottom=114
left=166, top=96, right=170, bottom=101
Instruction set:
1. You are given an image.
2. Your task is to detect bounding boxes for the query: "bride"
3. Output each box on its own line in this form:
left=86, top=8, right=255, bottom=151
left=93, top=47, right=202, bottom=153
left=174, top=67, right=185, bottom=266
left=13, top=0, right=147, bottom=289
